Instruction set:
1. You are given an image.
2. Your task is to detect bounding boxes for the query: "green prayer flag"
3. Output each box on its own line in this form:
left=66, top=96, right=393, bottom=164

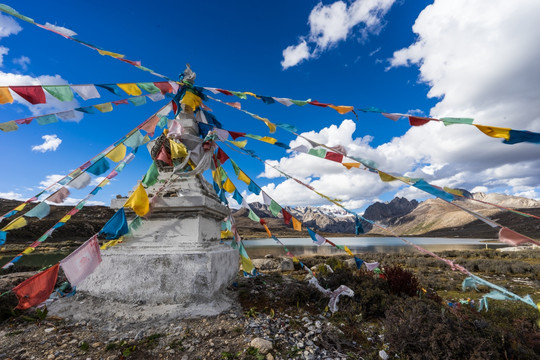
left=219, top=167, right=227, bottom=182
left=157, top=115, right=167, bottom=129
left=137, top=82, right=161, bottom=94
left=269, top=200, right=282, bottom=217
left=129, top=96, right=147, bottom=106
left=0, top=4, right=35, bottom=23
left=230, top=159, right=241, bottom=176
left=290, top=99, right=310, bottom=106
left=230, top=91, right=247, bottom=99
left=248, top=210, right=260, bottom=222
left=308, top=148, right=327, bottom=158
left=36, top=114, right=58, bottom=125
left=43, top=85, right=74, bottom=102
left=441, top=117, right=474, bottom=126
left=245, top=134, right=262, bottom=140
left=142, top=161, right=159, bottom=187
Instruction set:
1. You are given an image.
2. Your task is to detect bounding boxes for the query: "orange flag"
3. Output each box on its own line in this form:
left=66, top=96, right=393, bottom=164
left=292, top=217, right=302, bottom=231
left=13, top=264, right=59, bottom=310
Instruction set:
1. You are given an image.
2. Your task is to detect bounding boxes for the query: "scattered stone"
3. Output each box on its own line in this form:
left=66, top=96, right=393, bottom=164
left=250, top=337, right=273, bottom=354
left=379, top=349, right=389, bottom=360
left=44, top=328, right=55, bottom=333
left=134, top=330, right=145, bottom=340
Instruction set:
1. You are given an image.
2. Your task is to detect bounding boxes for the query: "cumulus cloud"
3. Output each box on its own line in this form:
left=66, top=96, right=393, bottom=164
left=12, top=55, right=29, bottom=71
left=281, top=0, right=396, bottom=69
left=0, top=191, right=25, bottom=201
left=0, top=12, right=22, bottom=66
left=39, top=174, right=65, bottom=188
left=32, top=134, right=62, bottom=153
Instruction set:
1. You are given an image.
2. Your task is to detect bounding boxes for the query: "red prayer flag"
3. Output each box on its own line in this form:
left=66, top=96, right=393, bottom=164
left=119, top=58, right=142, bottom=67
left=140, top=114, right=160, bottom=137
left=324, top=152, right=343, bottom=163
left=217, top=148, right=229, bottom=164
left=113, top=99, right=129, bottom=105
left=154, top=82, right=173, bottom=94
left=499, top=227, right=537, bottom=246
left=156, top=145, right=173, bottom=165
left=13, top=264, right=59, bottom=310
left=282, top=209, right=292, bottom=225
left=15, top=117, right=34, bottom=125
left=229, top=131, right=246, bottom=140
left=9, top=86, right=46, bottom=104
left=309, top=100, right=330, bottom=107
left=217, top=89, right=233, bottom=96
left=408, top=116, right=432, bottom=126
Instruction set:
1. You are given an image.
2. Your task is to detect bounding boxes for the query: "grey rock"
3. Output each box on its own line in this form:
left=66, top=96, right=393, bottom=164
left=250, top=337, right=273, bottom=354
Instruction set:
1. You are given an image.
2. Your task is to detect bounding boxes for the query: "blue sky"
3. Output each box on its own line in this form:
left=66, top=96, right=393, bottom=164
left=1, top=0, right=539, bottom=212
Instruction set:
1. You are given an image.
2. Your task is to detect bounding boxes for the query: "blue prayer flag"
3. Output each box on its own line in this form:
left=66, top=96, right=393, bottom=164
left=100, top=208, right=129, bottom=240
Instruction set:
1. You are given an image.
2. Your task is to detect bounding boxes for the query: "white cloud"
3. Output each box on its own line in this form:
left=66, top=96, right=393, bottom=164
left=281, top=40, right=311, bottom=69
left=281, top=0, right=396, bottom=69
left=0, top=12, right=22, bottom=67
left=39, top=174, right=65, bottom=188
left=0, top=191, right=25, bottom=201
left=32, top=134, right=62, bottom=153
left=12, top=55, right=30, bottom=71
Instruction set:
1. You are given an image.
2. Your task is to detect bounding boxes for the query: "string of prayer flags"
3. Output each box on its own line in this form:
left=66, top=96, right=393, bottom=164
left=0, top=4, right=171, bottom=80
left=59, top=235, right=102, bottom=286
left=12, top=264, right=60, bottom=310
left=124, top=183, right=150, bottom=217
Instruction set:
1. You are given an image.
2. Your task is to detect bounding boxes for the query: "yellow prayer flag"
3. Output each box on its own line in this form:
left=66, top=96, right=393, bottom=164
left=443, top=187, right=463, bottom=197
left=59, top=215, right=71, bottom=223
left=1, top=216, right=27, bottom=231
left=169, top=139, right=188, bottom=159
left=0, top=87, right=13, bottom=104
left=263, top=224, right=272, bottom=237
left=180, top=91, right=202, bottom=111
left=243, top=92, right=259, bottom=98
left=13, top=203, right=27, bottom=211
left=241, top=254, right=255, bottom=274
left=328, top=105, right=354, bottom=114
left=106, top=144, right=127, bottom=162
left=259, top=136, right=277, bottom=144
left=292, top=256, right=299, bottom=264
left=97, top=49, right=125, bottom=58
left=94, top=102, right=113, bottom=113
left=342, top=162, right=360, bottom=170
left=229, top=140, right=248, bottom=148
left=292, top=217, right=302, bottom=231
left=212, top=170, right=222, bottom=188
left=223, top=178, right=236, bottom=193
left=101, top=239, right=123, bottom=250
left=118, top=83, right=142, bottom=96
left=124, top=183, right=150, bottom=216
left=378, top=171, right=398, bottom=182
left=474, top=124, right=511, bottom=141
left=22, top=247, right=35, bottom=255
left=343, top=245, right=354, bottom=257
left=221, top=230, right=233, bottom=238
left=238, top=171, right=251, bottom=185
left=254, top=116, right=277, bottom=133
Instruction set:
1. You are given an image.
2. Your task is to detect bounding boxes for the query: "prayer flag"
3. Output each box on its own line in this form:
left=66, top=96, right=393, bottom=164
left=0, top=121, right=18, bottom=132
left=282, top=209, right=292, bottom=225
left=328, top=105, right=354, bottom=114
left=96, top=84, right=122, bottom=96
left=94, top=102, right=113, bottom=113
left=381, top=113, right=403, bottom=121
left=9, top=86, right=46, bottom=104
left=475, top=124, right=511, bottom=141
left=71, top=84, right=100, bottom=100
left=273, top=97, right=293, bottom=106
left=124, top=130, right=145, bottom=148
left=0, top=87, right=13, bottom=103
left=106, top=144, right=127, bottom=162
left=238, top=171, right=251, bottom=185
left=137, top=82, right=161, bottom=94
left=24, top=202, right=50, bottom=219
left=307, top=228, right=325, bottom=245
left=217, top=148, right=229, bottom=164
left=13, top=264, right=60, bottom=310
left=154, top=82, right=173, bottom=94
left=43, top=85, right=74, bottom=102
left=441, top=117, right=474, bottom=126
left=97, top=49, right=124, bottom=58
left=129, top=96, right=147, bottom=106
left=1, top=216, right=27, bottom=231
left=292, top=217, right=302, bottom=231
left=100, top=208, right=129, bottom=239
left=140, top=114, right=160, bottom=137
left=324, top=152, right=343, bottom=163
left=223, top=178, right=236, bottom=193
left=503, top=129, right=540, bottom=145
left=181, top=91, right=202, bottom=110
left=354, top=256, right=364, bottom=269
left=248, top=181, right=261, bottom=195
left=262, top=192, right=272, bottom=205
left=124, top=183, right=150, bottom=216
left=408, top=116, right=433, bottom=126
left=68, top=172, right=91, bottom=190
left=169, top=139, right=188, bottom=159
left=308, top=148, right=327, bottom=158
left=343, top=246, right=354, bottom=256
left=413, top=179, right=455, bottom=202
left=75, top=106, right=97, bottom=114
left=378, top=171, right=398, bottom=182
left=290, top=99, right=310, bottom=106
left=365, top=262, right=379, bottom=271
left=60, top=235, right=102, bottom=286
left=232, top=189, right=243, bottom=205
left=248, top=210, right=260, bottom=222
left=36, top=114, right=58, bottom=125
left=269, top=200, right=282, bottom=217
left=229, top=131, right=246, bottom=140
left=87, top=157, right=110, bottom=176
left=148, top=93, right=165, bottom=102
left=118, top=83, right=142, bottom=96
left=48, top=187, right=70, bottom=204
left=56, top=110, right=77, bottom=121
left=229, top=140, right=248, bottom=148
left=499, top=227, right=537, bottom=246
left=0, top=231, right=6, bottom=245
left=343, top=162, right=360, bottom=170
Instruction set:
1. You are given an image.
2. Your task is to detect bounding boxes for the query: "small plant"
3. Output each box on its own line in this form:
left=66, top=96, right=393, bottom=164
left=79, top=341, right=89, bottom=351
left=122, top=345, right=137, bottom=357
left=143, top=333, right=163, bottom=348
left=245, top=346, right=265, bottom=360
left=169, top=338, right=185, bottom=350
left=245, top=307, right=259, bottom=318
left=233, top=326, right=243, bottom=333
left=384, top=265, right=419, bottom=297
left=105, top=342, right=119, bottom=351
left=221, top=351, right=239, bottom=359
